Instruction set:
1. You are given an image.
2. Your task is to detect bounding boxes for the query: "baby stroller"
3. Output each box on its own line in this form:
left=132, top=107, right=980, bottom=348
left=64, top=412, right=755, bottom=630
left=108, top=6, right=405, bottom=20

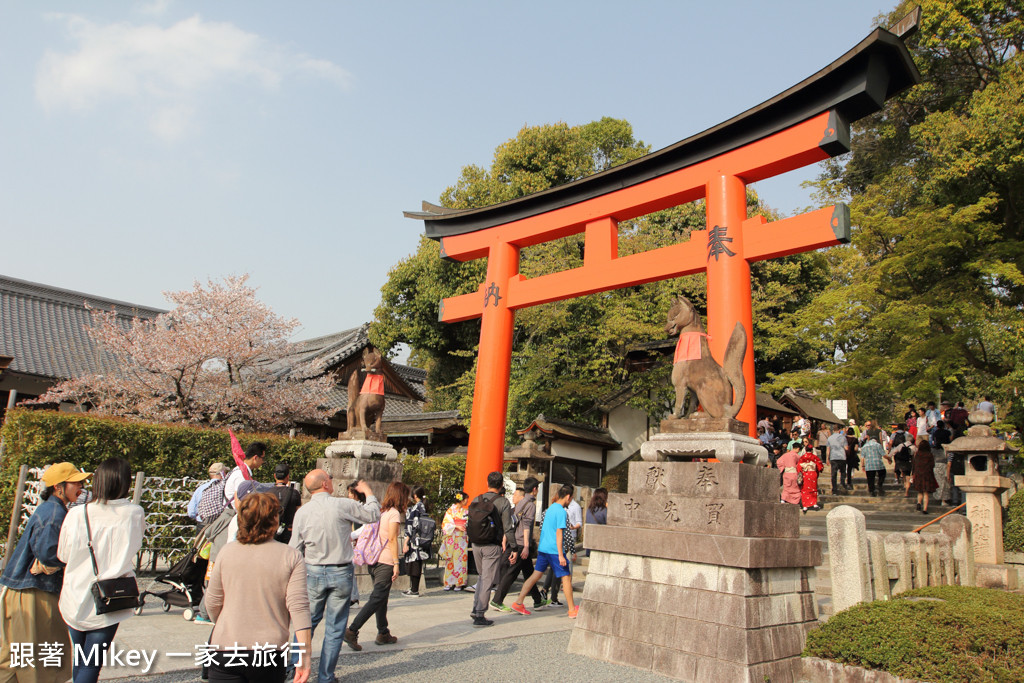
left=135, top=540, right=208, bottom=621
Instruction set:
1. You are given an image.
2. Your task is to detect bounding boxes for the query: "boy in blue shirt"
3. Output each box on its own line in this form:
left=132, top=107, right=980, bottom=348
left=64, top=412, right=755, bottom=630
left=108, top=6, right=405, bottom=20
left=509, top=484, right=578, bottom=619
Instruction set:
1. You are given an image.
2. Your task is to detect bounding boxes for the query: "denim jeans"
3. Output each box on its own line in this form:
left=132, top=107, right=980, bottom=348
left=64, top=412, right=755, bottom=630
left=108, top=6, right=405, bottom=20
left=68, top=623, right=119, bottom=683
left=302, top=564, right=353, bottom=683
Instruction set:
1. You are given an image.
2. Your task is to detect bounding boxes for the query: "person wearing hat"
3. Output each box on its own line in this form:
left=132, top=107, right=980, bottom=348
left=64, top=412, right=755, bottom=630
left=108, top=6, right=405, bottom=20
left=187, top=462, right=229, bottom=527
left=0, top=462, right=90, bottom=683
left=271, top=463, right=301, bottom=544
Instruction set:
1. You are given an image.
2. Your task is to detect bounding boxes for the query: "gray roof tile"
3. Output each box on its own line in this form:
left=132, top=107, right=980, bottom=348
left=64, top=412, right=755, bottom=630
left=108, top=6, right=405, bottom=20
left=0, top=275, right=164, bottom=381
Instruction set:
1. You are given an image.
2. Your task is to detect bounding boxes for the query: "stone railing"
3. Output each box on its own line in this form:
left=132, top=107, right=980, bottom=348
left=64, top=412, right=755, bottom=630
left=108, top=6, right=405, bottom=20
left=826, top=505, right=975, bottom=613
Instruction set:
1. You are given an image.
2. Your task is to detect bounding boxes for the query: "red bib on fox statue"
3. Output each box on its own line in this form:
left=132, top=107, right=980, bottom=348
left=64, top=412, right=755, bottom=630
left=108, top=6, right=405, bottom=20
left=673, top=332, right=710, bottom=363
left=361, top=374, right=385, bottom=396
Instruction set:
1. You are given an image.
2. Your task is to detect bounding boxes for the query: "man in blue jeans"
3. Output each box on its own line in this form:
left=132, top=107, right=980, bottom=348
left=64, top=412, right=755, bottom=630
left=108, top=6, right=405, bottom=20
left=290, top=472, right=380, bottom=683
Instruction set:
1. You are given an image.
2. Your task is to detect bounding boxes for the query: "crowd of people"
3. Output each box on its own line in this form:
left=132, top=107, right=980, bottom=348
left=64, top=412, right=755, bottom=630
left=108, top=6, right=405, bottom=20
left=0, top=443, right=608, bottom=683
left=763, top=398, right=1003, bottom=513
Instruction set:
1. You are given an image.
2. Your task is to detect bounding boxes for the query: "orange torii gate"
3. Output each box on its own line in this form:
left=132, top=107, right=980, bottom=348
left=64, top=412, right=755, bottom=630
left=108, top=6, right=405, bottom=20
left=407, top=26, right=919, bottom=499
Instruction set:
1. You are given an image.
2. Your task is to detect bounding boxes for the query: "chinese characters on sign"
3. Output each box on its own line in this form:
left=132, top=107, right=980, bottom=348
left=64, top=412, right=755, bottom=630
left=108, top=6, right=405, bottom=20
left=695, top=464, right=719, bottom=493
left=707, top=225, right=736, bottom=261
left=623, top=498, right=641, bottom=516
left=644, top=465, right=666, bottom=492
left=705, top=503, right=724, bottom=525
left=664, top=500, right=680, bottom=523
left=483, top=282, right=502, bottom=307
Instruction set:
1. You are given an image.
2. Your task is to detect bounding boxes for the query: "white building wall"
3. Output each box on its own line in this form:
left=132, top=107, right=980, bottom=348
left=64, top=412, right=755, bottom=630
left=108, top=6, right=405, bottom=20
left=550, top=440, right=603, bottom=464
left=606, top=402, right=650, bottom=471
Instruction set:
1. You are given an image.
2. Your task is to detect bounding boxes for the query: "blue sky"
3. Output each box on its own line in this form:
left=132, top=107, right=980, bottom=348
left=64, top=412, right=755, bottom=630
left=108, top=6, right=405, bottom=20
left=1, top=1, right=893, bottom=344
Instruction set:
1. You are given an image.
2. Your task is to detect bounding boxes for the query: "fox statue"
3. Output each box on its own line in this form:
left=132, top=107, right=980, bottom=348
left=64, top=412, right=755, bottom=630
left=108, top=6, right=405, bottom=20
left=665, top=295, right=746, bottom=420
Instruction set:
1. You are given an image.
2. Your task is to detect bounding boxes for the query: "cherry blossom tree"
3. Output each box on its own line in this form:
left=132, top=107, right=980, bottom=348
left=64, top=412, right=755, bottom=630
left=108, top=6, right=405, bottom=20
left=34, top=275, right=333, bottom=431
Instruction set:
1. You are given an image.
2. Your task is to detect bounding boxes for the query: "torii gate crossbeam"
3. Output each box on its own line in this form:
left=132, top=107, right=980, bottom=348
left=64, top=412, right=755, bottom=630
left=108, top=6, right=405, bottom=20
left=406, top=27, right=919, bottom=499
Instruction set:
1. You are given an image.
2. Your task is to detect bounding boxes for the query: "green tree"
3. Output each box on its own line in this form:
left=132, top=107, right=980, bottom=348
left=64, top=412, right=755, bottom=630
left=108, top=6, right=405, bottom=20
left=766, top=0, right=1024, bottom=426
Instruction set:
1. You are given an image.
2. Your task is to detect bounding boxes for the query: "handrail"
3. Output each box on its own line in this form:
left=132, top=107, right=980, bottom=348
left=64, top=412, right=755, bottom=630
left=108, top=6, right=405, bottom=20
left=913, top=503, right=966, bottom=533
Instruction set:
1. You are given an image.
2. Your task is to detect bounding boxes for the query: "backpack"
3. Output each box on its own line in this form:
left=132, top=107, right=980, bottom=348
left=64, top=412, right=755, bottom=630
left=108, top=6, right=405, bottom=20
left=412, top=516, right=437, bottom=553
left=353, top=521, right=386, bottom=566
left=466, top=492, right=501, bottom=545
left=197, top=479, right=227, bottom=524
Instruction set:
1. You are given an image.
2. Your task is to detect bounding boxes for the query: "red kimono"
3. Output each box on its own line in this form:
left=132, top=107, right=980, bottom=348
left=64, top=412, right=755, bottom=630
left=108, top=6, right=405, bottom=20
left=798, top=450, right=824, bottom=509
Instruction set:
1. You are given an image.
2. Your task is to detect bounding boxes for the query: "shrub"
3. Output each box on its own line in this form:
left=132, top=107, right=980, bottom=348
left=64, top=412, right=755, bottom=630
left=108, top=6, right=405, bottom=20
left=804, top=586, right=1024, bottom=682
left=399, top=452, right=466, bottom=522
left=1006, top=490, right=1024, bottom=553
left=0, top=409, right=332, bottom=526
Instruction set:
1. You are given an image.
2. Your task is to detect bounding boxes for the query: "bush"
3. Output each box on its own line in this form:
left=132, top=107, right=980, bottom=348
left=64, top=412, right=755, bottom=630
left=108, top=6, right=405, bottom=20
left=0, top=409, right=332, bottom=526
left=1006, top=490, right=1024, bottom=553
left=399, top=452, right=466, bottom=522
left=804, top=586, right=1024, bottom=682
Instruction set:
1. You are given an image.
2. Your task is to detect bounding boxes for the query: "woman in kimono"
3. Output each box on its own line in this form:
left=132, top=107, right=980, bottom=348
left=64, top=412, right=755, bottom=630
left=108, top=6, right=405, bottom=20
left=776, top=445, right=802, bottom=505
left=439, top=492, right=470, bottom=590
left=798, top=442, right=824, bottom=512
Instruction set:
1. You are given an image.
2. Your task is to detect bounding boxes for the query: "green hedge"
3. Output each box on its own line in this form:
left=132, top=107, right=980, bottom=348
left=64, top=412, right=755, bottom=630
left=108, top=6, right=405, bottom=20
left=804, top=586, right=1024, bottom=682
left=1006, top=490, right=1024, bottom=553
left=0, top=409, right=332, bottom=526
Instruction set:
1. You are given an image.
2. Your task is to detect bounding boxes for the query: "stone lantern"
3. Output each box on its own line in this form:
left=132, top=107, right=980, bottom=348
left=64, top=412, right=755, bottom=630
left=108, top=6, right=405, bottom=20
left=946, top=410, right=1018, bottom=589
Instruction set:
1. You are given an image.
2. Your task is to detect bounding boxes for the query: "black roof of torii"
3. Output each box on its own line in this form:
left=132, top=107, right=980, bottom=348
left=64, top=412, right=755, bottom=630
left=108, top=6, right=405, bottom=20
left=405, top=25, right=920, bottom=239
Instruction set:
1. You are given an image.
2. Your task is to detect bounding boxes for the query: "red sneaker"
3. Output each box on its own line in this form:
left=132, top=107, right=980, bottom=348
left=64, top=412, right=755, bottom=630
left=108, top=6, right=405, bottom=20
left=509, top=602, right=531, bottom=616
left=567, top=606, right=579, bottom=619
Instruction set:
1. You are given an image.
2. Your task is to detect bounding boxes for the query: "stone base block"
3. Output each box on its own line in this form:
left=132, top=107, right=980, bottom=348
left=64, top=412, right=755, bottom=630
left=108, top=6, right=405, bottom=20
left=628, top=461, right=779, bottom=501
left=325, top=438, right=398, bottom=461
left=641, top=432, right=768, bottom=465
left=316, top=456, right=403, bottom=503
left=975, top=562, right=1020, bottom=590
left=570, top=551, right=818, bottom=681
left=585, top=525, right=821, bottom=568
left=607, top=493, right=800, bottom=538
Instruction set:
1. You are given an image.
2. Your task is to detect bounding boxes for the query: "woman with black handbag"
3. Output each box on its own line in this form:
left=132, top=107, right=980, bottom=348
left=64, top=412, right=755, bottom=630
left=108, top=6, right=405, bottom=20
left=57, top=458, right=145, bottom=683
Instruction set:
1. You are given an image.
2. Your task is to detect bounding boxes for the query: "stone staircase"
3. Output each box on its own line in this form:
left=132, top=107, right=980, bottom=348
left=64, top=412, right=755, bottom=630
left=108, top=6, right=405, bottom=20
left=797, top=474, right=958, bottom=619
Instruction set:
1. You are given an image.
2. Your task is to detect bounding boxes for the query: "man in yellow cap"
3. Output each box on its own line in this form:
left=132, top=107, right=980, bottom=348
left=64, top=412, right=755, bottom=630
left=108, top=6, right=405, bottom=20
left=0, top=462, right=90, bottom=683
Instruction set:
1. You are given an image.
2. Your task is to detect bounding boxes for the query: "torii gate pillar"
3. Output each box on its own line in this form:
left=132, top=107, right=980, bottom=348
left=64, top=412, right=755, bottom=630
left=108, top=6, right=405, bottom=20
left=706, top=174, right=756, bottom=429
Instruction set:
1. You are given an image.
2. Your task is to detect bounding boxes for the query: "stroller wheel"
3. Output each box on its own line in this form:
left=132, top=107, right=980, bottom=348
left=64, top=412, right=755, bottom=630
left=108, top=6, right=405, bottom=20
left=133, top=606, right=143, bottom=616
left=183, top=608, right=195, bottom=621
left=162, top=602, right=172, bottom=612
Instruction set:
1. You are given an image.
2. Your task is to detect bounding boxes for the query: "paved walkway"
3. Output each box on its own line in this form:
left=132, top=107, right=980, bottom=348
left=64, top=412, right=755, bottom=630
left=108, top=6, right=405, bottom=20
left=104, top=580, right=596, bottom=680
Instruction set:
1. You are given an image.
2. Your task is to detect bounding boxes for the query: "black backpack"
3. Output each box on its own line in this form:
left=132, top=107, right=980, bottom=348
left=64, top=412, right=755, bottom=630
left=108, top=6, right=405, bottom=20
left=466, top=492, right=501, bottom=545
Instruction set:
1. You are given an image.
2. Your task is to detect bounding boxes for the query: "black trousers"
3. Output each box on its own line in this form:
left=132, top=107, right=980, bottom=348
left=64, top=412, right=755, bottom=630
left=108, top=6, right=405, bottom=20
left=349, top=563, right=393, bottom=635
left=209, top=650, right=286, bottom=683
left=830, top=460, right=845, bottom=491
left=866, top=469, right=886, bottom=494
left=407, top=559, right=423, bottom=592
left=494, top=552, right=541, bottom=605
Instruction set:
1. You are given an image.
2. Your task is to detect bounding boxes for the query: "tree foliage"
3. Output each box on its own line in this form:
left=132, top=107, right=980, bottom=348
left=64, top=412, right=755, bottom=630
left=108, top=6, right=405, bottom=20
left=765, top=0, right=1024, bottom=427
left=33, top=275, right=333, bottom=431
left=374, top=118, right=830, bottom=438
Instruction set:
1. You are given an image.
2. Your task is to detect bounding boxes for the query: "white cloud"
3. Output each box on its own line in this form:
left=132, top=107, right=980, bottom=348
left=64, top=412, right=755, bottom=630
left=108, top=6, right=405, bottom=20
left=36, top=13, right=351, bottom=141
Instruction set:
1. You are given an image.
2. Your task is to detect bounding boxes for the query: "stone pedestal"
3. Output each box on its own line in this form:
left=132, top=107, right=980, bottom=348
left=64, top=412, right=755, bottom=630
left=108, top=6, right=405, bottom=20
left=325, top=438, right=398, bottom=461
left=569, top=458, right=820, bottom=682
left=641, top=417, right=768, bottom=466
left=955, top=464, right=1015, bottom=589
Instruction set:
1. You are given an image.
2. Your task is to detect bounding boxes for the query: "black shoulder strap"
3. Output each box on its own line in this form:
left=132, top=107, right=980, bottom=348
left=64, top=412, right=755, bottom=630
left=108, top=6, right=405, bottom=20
left=83, top=504, right=100, bottom=577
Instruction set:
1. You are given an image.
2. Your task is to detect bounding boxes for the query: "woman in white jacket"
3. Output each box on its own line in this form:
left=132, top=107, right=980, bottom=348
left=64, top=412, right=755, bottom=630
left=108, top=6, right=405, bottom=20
left=58, top=458, right=145, bottom=683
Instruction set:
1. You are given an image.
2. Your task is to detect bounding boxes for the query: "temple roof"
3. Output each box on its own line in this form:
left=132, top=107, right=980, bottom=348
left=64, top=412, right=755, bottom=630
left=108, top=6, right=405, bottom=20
left=517, top=414, right=620, bottom=449
left=0, top=274, right=165, bottom=381
left=406, top=27, right=919, bottom=239
left=779, top=388, right=843, bottom=426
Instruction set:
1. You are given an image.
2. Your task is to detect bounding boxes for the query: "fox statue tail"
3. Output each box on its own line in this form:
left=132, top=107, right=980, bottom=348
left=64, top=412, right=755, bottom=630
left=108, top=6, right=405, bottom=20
left=722, top=322, right=747, bottom=420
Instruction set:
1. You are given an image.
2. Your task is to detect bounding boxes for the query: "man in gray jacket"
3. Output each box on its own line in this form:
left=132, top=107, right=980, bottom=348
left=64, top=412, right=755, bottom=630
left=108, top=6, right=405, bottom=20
left=827, top=428, right=850, bottom=495
left=469, top=471, right=516, bottom=627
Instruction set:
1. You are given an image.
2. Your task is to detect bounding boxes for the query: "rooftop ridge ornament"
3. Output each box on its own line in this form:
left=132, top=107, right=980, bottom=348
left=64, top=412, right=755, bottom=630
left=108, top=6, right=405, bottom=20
left=406, top=25, right=920, bottom=499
